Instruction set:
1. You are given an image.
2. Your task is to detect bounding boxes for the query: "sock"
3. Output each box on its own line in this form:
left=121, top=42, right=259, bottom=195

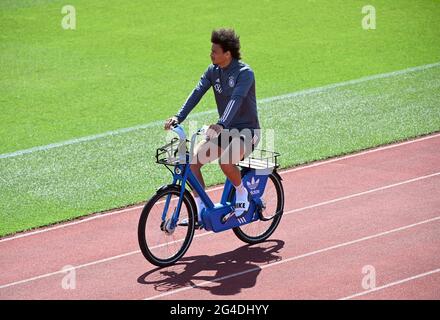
left=194, top=196, right=205, bottom=222
left=234, top=182, right=249, bottom=216
left=235, top=182, right=247, bottom=198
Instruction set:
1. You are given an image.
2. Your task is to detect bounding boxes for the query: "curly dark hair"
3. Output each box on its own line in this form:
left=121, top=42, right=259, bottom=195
left=211, top=28, right=241, bottom=60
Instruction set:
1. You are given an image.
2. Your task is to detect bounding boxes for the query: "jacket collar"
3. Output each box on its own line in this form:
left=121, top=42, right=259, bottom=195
left=217, top=58, right=239, bottom=72
left=224, top=58, right=239, bottom=71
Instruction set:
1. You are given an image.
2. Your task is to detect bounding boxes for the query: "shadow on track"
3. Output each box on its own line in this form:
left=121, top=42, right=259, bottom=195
left=138, top=239, right=284, bottom=296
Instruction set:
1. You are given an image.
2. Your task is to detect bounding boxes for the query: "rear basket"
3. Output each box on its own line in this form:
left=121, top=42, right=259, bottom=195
left=238, top=149, right=280, bottom=170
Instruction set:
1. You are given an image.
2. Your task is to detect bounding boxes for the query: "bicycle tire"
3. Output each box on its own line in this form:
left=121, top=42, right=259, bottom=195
left=230, top=172, right=284, bottom=244
left=138, top=184, right=196, bottom=267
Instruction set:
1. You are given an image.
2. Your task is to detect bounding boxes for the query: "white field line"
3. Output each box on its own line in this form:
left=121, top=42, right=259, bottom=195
left=339, top=268, right=440, bottom=300
left=0, top=172, right=438, bottom=290
left=1, top=61, right=439, bottom=160
left=145, top=216, right=440, bottom=300
left=1, top=133, right=439, bottom=243
left=258, top=62, right=440, bottom=104
left=0, top=109, right=210, bottom=160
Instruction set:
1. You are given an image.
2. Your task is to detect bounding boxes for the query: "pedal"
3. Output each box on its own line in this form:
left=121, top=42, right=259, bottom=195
left=178, top=219, right=204, bottom=230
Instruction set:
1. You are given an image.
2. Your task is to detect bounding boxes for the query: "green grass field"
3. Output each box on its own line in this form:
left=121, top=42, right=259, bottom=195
left=1, top=0, right=439, bottom=236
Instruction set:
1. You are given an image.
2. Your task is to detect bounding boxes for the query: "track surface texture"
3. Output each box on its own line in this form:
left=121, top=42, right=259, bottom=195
left=1, top=133, right=439, bottom=300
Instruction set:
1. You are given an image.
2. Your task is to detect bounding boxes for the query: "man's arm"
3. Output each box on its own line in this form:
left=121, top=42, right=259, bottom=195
left=175, top=67, right=212, bottom=123
left=217, top=67, right=254, bottom=129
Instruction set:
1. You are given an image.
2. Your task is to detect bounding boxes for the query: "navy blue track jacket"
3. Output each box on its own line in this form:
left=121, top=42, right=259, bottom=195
left=175, top=59, right=260, bottom=130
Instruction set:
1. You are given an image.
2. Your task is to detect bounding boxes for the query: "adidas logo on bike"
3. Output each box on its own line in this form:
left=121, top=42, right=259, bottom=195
left=246, top=177, right=260, bottom=196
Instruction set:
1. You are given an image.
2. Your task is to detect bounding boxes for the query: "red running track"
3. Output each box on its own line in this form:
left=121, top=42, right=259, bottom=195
left=0, top=133, right=439, bottom=300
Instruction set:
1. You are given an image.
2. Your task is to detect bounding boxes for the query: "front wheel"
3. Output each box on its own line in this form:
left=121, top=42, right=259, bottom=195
left=138, top=185, right=196, bottom=267
left=230, top=172, right=284, bottom=244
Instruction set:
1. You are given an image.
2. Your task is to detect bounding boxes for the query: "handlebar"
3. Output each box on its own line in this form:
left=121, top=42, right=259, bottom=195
left=170, top=124, right=211, bottom=140
left=168, top=124, right=211, bottom=163
left=170, top=123, right=187, bottom=141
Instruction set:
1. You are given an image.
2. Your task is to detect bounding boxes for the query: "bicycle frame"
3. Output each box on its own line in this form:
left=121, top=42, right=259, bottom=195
left=139, top=124, right=283, bottom=267
left=162, top=160, right=236, bottom=230
left=160, top=125, right=272, bottom=232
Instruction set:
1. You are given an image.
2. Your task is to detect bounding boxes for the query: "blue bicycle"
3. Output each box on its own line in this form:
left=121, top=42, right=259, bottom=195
left=138, top=124, right=284, bottom=267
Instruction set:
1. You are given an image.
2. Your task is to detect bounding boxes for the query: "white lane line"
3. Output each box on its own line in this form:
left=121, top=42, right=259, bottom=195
left=339, top=268, right=440, bottom=300
left=1, top=172, right=438, bottom=290
left=286, top=172, right=440, bottom=214
left=145, top=216, right=440, bottom=300
left=0, top=185, right=224, bottom=243
left=1, top=61, right=439, bottom=160
left=280, top=132, right=440, bottom=175
left=1, top=133, right=439, bottom=243
left=0, top=250, right=140, bottom=290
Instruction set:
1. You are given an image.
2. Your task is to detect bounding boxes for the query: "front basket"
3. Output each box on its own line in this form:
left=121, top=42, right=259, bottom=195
left=156, top=137, right=188, bottom=166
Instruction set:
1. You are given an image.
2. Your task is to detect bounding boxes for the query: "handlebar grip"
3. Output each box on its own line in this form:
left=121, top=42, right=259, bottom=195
left=170, top=122, right=178, bottom=129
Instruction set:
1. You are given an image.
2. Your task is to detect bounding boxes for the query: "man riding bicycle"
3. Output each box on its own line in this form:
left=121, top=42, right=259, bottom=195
left=164, top=28, right=260, bottom=226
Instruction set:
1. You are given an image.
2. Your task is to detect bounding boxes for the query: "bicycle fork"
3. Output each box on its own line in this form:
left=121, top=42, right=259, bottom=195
left=160, top=164, right=190, bottom=233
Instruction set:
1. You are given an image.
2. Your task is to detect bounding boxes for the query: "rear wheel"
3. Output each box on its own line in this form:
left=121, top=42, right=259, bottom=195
left=230, top=172, right=284, bottom=244
left=138, top=185, right=196, bottom=267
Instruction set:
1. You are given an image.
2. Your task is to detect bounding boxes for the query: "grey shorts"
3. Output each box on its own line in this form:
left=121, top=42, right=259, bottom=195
left=193, top=128, right=261, bottom=165
left=213, top=128, right=260, bottom=161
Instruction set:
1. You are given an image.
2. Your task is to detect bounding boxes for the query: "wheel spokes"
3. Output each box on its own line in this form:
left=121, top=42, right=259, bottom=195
left=144, top=192, right=190, bottom=260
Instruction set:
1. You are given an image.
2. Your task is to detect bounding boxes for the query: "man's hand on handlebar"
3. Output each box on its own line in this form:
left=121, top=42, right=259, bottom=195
left=164, top=116, right=179, bottom=130
left=164, top=117, right=223, bottom=139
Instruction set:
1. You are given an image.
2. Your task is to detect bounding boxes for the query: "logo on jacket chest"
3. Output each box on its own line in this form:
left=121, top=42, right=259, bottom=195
left=214, top=82, right=223, bottom=94
left=214, top=76, right=234, bottom=94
